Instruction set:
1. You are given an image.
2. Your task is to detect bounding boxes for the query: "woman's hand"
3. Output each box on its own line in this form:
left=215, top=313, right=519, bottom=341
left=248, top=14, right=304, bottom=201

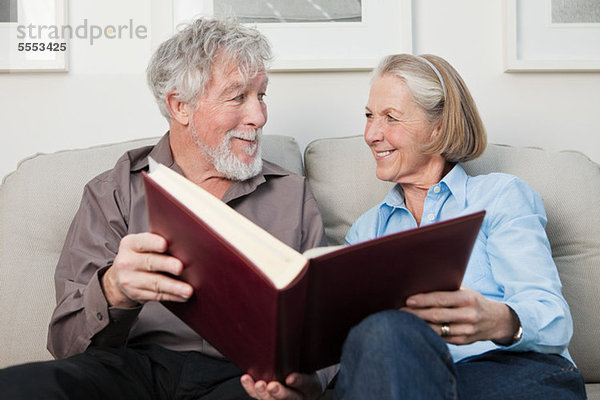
left=241, top=372, right=322, bottom=400
left=401, top=286, right=520, bottom=345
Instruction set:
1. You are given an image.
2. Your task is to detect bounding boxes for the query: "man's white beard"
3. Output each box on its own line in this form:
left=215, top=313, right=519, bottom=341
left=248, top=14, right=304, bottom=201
left=192, top=125, right=263, bottom=181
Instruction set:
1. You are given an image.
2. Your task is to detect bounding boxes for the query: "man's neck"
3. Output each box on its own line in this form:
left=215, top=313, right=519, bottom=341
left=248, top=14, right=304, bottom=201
left=169, top=129, right=233, bottom=199
left=182, top=166, right=233, bottom=200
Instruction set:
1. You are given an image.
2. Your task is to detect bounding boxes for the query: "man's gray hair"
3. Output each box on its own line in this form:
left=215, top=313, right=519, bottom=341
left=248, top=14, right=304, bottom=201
left=147, top=18, right=272, bottom=120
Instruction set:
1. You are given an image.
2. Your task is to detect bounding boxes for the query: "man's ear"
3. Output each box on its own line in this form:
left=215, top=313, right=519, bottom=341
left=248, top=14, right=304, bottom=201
left=166, top=92, right=191, bottom=126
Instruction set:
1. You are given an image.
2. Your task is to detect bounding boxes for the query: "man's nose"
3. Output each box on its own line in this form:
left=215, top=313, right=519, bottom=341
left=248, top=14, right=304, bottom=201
left=243, top=97, right=267, bottom=128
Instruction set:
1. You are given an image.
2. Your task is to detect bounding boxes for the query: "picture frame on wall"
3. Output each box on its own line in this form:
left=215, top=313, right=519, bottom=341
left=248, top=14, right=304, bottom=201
left=172, top=0, right=412, bottom=71
left=504, top=0, right=600, bottom=72
left=0, top=0, right=69, bottom=72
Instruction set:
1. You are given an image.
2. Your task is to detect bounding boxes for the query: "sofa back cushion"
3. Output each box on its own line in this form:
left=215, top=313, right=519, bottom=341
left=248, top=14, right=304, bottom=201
left=0, top=134, right=303, bottom=368
left=305, top=135, right=600, bottom=382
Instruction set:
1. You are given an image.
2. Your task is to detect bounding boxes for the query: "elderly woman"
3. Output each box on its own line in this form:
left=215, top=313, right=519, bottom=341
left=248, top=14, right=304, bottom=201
left=332, top=54, right=586, bottom=399
left=241, top=54, right=588, bottom=400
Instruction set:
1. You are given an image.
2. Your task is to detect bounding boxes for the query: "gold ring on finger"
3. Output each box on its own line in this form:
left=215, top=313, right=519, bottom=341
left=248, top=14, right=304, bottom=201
left=441, top=323, right=451, bottom=337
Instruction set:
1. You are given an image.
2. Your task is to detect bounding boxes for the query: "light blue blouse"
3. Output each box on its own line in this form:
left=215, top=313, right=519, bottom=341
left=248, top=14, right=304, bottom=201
left=345, top=164, right=574, bottom=363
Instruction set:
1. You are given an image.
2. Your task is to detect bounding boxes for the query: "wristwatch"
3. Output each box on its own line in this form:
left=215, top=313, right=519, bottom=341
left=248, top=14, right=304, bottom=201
left=512, top=324, right=523, bottom=344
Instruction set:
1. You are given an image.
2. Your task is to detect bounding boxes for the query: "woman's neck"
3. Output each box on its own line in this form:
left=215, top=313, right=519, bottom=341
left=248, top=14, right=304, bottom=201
left=400, top=162, right=454, bottom=226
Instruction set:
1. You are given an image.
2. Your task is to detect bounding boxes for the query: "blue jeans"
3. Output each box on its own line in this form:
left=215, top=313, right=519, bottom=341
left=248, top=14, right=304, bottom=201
left=334, top=311, right=586, bottom=400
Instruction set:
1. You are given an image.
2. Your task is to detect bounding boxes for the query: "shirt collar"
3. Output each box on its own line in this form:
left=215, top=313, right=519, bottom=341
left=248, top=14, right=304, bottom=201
left=221, top=160, right=290, bottom=203
left=379, top=163, right=469, bottom=210
left=382, top=184, right=406, bottom=209
left=129, top=132, right=178, bottom=172
left=440, top=163, right=468, bottom=208
left=129, top=132, right=290, bottom=203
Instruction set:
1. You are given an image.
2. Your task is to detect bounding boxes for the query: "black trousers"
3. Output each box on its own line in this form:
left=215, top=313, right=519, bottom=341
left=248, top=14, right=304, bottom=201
left=0, top=344, right=252, bottom=400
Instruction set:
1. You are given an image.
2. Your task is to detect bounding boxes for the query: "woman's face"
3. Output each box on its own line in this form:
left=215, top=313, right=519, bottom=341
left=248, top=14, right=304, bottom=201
left=364, top=74, right=444, bottom=185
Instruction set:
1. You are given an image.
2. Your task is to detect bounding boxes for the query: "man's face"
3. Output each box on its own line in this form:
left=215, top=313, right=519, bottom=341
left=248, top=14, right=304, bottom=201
left=190, top=57, right=268, bottom=180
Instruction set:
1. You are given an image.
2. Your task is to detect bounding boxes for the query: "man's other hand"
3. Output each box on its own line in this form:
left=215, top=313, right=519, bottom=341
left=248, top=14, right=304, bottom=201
left=241, top=372, right=322, bottom=400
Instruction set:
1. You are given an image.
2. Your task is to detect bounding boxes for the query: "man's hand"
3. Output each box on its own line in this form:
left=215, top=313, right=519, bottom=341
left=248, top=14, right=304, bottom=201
left=401, top=286, right=520, bottom=345
left=241, top=373, right=322, bottom=400
left=101, top=232, right=193, bottom=308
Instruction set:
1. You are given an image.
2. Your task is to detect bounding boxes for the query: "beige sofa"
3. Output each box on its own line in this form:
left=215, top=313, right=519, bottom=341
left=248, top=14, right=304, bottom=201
left=1, top=135, right=599, bottom=397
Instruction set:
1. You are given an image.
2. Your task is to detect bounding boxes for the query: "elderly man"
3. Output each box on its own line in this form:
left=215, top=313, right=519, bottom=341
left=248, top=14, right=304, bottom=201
left=1, top=18, right=330, bottom=400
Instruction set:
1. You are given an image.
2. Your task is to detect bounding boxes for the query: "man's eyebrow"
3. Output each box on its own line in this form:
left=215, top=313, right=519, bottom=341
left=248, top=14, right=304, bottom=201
left=220, top=82, right=246, bottom=97
left=219, top=75, right=269, bottom=98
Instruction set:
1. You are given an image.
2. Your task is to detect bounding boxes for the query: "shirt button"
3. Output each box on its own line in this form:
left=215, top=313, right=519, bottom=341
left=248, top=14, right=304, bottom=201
left=433, top=186, right=440, bottom=194
left=96, top=312, right=103, bottom=321
left=427, top=214, right=435, bottom=221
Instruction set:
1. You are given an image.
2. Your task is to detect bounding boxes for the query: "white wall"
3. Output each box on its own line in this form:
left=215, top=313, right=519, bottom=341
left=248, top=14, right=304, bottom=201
left=1, top=0, right=599, bottom=180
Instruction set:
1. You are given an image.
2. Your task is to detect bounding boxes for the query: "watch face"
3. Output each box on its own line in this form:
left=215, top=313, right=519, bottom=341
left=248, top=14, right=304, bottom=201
left=513, top=325, right=523, bottom=343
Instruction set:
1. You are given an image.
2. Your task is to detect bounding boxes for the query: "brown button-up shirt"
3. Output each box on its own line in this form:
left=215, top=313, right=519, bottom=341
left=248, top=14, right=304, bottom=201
left=48, top=133, right=326, bottom=360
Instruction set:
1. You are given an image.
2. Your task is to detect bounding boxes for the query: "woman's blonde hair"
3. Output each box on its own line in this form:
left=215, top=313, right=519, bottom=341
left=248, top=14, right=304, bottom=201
left=373, top=54, right=487, bottom=162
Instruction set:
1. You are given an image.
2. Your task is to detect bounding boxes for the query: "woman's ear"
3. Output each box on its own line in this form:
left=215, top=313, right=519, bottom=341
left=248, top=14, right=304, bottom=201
left=166, top=92, right=191, bottom=126
left=431, top=121, right=443, bottom=138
